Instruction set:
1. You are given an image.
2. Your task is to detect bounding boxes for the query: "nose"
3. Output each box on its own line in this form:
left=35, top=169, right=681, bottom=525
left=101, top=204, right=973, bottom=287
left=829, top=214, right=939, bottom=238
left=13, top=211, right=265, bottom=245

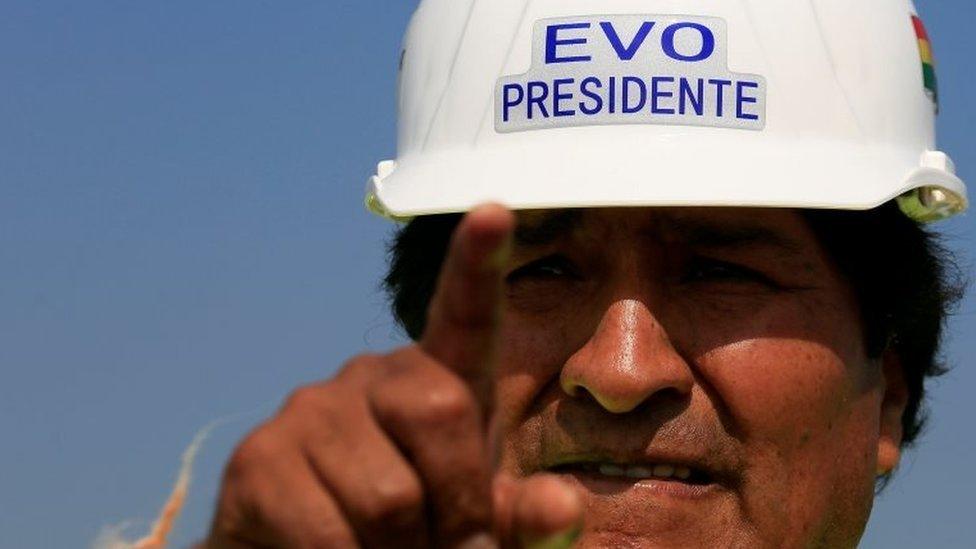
left=560, top=299, right=693, bottom=413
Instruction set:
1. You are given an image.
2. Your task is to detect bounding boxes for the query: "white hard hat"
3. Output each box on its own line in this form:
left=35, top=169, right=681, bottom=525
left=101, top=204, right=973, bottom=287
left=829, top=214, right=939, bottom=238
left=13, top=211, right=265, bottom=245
left=366, top=0, right=967, bottom=222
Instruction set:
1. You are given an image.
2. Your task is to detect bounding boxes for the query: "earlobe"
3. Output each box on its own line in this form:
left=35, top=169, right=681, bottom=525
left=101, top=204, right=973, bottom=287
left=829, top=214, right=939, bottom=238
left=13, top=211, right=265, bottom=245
left=876, top=350, right=909, bottom=476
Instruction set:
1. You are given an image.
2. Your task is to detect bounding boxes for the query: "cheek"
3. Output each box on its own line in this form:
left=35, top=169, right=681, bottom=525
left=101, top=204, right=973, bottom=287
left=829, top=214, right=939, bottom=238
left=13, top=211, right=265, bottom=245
left=686, top=290, right=878, bottom=453
left=702, top=338, right=857, bottom=440
left=493, top=314, right=575, bottom=473
left=698, top=335, right=882, bottom=542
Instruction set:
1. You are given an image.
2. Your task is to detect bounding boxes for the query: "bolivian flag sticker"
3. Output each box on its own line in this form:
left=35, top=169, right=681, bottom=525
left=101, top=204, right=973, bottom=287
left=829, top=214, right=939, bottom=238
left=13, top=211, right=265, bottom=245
left=912, top=14, right=938, bottom=108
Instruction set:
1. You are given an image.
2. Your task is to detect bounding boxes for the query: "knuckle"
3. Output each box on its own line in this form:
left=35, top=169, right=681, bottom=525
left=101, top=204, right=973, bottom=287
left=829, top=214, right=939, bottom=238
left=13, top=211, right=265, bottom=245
left=339, top=353, right=385, bottom=380
left=413, top=379, right=479, bottom=428
left=369, top=349, right=481, bottom=430
left=363, top=473, right=425, bottom=526
left=282, top=384, right=326, bottom=413
left=225, top=428, right=277, bottom=481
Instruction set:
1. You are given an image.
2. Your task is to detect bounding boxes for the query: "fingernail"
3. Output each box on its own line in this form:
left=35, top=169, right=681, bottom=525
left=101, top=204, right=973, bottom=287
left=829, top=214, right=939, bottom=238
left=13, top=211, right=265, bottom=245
left=458, top=532, right=499, bottom=549
left=522, top=526, right=581, bottom=549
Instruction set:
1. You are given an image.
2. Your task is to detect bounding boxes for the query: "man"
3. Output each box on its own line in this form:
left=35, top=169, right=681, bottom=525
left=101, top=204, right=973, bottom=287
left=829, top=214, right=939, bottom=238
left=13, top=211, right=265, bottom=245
left=203, top=1, right=967, bottom=547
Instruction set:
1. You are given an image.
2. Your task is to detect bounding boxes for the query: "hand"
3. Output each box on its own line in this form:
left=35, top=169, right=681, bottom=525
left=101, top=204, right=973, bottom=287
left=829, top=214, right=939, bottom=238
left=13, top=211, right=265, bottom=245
left=203, top=205, right=583, bottom=548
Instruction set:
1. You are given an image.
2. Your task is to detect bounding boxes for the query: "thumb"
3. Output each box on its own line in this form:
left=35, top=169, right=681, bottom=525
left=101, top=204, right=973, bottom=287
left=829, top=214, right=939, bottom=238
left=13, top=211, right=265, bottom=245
left=494, top=473, right=583, bottom=549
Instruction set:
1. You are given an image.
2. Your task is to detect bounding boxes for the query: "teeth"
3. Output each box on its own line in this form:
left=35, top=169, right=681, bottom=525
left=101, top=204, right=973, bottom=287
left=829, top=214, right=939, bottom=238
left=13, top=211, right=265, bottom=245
left=625, top=466, right=653, bottom=479
left=652, top=464, right=676, bottom=478
left=591, top=463, right=693, bottom=480
left=598, top=464, right=625, bottom=477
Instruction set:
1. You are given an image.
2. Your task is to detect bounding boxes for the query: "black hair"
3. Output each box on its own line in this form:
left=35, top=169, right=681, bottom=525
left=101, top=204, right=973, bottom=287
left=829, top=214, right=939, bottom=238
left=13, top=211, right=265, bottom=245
left=802, top=203, right=965, bottom=447
left=383, top=202, right=965, bottom=449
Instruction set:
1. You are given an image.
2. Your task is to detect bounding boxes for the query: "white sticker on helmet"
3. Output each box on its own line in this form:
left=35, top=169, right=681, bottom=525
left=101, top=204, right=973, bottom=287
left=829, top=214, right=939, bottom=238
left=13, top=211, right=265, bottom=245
left=495, top=15, right=767, bottom=133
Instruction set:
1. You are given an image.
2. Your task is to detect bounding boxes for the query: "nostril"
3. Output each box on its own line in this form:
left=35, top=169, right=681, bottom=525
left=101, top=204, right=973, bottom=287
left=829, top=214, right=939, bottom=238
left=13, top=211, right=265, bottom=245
left=558, top=301, right=695, bottom=413
left=570, top=384, right=645, bottom=414
left=559, top=374, right=583, bottom=398
left=592, top=392, right=646, bottom=414
left=567, top=373, right=695, bottom=412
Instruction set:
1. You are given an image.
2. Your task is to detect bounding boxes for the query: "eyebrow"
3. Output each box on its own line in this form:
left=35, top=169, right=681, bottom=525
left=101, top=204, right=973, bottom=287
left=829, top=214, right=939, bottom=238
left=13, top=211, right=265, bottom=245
left=667, top=218, right=806, bottom=259
left=514, top=209, right=583, bottom=246
left=514, top=209, right=806, bottom=259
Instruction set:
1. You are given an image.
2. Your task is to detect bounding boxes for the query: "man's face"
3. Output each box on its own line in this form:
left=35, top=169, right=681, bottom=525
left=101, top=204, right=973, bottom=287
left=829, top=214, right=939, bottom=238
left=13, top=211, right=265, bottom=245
left=492, top=207, right=905, bottom=548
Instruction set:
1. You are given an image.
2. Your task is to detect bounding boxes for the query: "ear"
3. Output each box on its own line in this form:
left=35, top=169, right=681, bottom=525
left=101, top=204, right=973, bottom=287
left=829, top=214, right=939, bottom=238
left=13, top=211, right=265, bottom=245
left=876, top=350, right=909, bottom=476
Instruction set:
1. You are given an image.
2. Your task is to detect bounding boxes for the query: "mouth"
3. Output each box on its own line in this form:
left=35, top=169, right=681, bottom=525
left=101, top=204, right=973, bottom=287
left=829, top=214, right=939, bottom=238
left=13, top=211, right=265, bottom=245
left=546, top=459, right=722, bottom=498
left=550, top=461, right=713, bottom=484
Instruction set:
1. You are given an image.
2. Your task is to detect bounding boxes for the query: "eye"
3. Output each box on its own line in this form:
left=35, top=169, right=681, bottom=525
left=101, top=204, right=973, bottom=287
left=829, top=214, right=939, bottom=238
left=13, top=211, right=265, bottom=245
left=683, top=257, right=778, bottom=288
left=506, top=254, right=579, bottom=283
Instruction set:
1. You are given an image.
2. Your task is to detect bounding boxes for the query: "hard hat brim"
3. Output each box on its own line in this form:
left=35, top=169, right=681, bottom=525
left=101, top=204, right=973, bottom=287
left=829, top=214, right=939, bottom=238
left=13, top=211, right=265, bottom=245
left=367, top=129, right=967, bottom=222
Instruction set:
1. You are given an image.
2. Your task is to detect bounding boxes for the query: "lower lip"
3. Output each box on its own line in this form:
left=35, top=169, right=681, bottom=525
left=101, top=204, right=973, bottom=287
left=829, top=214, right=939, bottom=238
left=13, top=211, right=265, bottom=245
left=554, top=470, right=721, bottom=500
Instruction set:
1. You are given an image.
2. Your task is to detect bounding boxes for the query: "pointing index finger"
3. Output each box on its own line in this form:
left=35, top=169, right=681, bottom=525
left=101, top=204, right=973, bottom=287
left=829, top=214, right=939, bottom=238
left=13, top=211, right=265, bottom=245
left=420, top=203, right=515, bottom=413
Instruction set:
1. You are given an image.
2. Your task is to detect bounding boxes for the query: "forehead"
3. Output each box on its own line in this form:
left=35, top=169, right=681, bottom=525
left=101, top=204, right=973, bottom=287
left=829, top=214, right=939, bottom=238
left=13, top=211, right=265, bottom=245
left=514, top=207, right=815, bottom=254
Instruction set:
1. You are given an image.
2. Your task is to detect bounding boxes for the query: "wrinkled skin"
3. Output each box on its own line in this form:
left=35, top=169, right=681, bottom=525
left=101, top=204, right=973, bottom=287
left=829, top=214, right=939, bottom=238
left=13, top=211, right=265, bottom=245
left=204, top=205, right=907, bottom=549
left=494, top=207, right=907, bottom=548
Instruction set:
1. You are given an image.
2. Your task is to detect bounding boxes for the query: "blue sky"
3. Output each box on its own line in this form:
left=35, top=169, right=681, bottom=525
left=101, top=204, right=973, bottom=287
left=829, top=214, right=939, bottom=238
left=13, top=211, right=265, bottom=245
left=0, top=2, right=973, bottom=547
